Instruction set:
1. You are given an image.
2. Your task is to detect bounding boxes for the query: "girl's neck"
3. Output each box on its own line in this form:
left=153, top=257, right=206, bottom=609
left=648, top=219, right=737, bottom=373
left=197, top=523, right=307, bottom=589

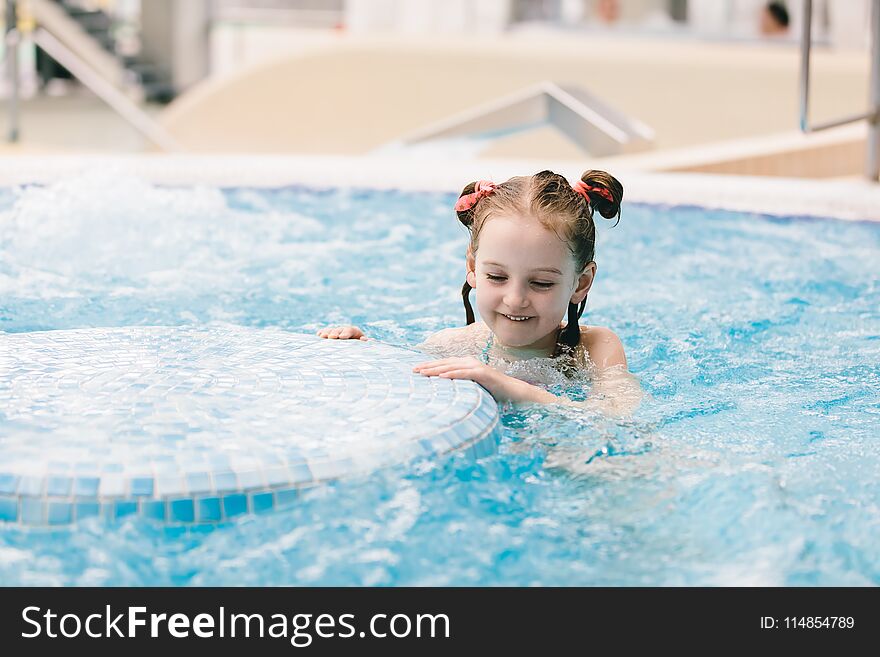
left=488, top=327, right=560, bottom=361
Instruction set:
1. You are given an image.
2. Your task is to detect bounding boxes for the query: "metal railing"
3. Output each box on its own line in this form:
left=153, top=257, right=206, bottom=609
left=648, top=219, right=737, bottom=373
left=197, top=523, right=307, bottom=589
left=800, top=0, right=880, bottom=181
left=4, top=0, right=180, bottom=151
left=5, top=0, right=19, bottom=142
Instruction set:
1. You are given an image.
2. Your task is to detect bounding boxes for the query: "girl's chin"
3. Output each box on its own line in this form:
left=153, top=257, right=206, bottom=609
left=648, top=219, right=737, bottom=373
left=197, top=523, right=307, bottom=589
left=490, top=320, right=536, bottom=345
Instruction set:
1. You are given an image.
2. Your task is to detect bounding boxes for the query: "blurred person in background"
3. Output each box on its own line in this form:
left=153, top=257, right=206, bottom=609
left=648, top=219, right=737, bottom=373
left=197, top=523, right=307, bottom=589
left=760, top=1, right=790, bottom=36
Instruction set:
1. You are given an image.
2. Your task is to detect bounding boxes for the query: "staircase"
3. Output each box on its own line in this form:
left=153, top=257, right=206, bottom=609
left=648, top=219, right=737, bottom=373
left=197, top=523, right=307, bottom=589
left=31, top=0, right=176, bottom=103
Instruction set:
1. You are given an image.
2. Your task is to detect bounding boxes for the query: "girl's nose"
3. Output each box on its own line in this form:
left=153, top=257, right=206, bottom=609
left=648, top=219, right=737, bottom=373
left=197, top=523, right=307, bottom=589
left=503, top=288, right=530, bottom=309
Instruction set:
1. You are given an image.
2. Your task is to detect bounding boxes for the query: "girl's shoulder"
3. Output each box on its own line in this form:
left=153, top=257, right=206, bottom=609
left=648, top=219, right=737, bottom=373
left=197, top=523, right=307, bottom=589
left=425, top=322, right=487, bottom=342
left=578, top=325, right=627, bottom=370
left=417, top=322, right=489, bottom=357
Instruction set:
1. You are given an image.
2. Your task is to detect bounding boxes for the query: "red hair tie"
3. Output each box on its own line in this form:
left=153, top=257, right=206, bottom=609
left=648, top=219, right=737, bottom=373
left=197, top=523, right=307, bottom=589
left=572, top=180, right=614, bottom=204
left=454, top=180, right=497, bottom=212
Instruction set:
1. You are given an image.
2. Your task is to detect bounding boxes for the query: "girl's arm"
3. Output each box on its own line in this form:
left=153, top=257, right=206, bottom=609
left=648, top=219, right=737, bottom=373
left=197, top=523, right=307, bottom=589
left=413, top=326, right=641, bottom=415
left=412, top=357, right=558, bottom=403
left=413, top=356, right=642, bottom=415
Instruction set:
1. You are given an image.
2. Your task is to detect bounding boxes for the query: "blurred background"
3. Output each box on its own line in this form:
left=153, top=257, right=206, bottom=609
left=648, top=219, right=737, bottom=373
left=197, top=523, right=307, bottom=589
left=0, top=0, right=877, bottom=178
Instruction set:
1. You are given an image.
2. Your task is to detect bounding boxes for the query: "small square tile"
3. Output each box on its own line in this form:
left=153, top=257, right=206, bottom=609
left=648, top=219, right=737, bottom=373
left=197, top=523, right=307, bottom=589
left=186, top=473, right=212, bottom=495
left=236, top=471, right=263, bottom=490
left=169, top=499, right=195, bottom=523
left=275, top=487, right=298, bottom=508
left=0, top=474, right=19, bottom=495
left=18, top=476, right=44, bottom=496
left=262, top=467, right=290, bottom=487
left=223, top=494, right=248, bottom=518
left=155, top=476, right=186, bottom=497
left=20, top=498, right=44, bottom=525
left=114, top=501, right=137, bottom=519
left=46, top=476, right=72, bottom=497
left=75, top=502, right=100, bottom=520
left=99, top=474, right=125, bottom=498
left=197, top=497, right=221, bottom=522
left=74, top=477, right=100, bottom=497
left=0, top=496, right=18, bottom=522
left=130, top=477, right=154, bottom=497
left=213, top=471, right=238, bottom=493
left=287, top=462, right=313, bottom=485
left=251, top=492, right=274, bottom=514
left=140, top=500, right=166, bottom=521
left=47, top=502, right=72, bottom=525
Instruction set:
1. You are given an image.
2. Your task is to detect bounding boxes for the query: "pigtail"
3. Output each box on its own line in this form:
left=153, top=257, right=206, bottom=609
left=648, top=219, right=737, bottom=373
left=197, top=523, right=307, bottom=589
left=461, top=282, right=476, bottom=325
left=456, top=181, right=494, bottom=326
left=455, top=182, right=479, bottom=228
left=556, top=298, right=587, bottom=356
left=578, top=169, right=623, bottom=225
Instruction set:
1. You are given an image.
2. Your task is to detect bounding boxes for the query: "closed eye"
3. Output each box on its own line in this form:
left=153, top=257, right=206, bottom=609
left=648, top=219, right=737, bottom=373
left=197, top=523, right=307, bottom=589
left=486, top=274, right=554, bottom=289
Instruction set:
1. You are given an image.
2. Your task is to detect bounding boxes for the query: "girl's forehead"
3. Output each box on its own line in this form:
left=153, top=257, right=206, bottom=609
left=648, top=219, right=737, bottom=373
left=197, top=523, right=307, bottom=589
left=477, top=215, right=571, bottom=258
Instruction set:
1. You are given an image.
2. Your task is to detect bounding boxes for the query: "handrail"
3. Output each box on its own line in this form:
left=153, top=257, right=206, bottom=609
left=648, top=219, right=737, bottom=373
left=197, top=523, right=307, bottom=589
left=3, top=0, right=181, bottom=152
left=30, top=27, right=181, bottom=151
left=800, top=0, right=880, bottom=181
left=5, top=0, right=19, bottom=143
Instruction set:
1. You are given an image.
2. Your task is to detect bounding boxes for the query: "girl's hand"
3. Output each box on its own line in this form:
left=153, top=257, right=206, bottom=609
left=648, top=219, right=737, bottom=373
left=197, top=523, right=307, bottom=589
left=412, top=357, right=556, bottom=403
left=316, top=326, right=369, bottom=341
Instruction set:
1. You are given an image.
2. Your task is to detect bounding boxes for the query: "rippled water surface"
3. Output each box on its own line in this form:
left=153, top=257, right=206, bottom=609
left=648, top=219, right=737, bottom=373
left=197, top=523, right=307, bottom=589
left=1, top=173, right=879, bottom=585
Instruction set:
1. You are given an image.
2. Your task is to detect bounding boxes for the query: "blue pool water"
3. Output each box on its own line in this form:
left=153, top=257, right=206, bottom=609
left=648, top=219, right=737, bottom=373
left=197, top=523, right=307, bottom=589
left=1, top=173, right=879, bottom=585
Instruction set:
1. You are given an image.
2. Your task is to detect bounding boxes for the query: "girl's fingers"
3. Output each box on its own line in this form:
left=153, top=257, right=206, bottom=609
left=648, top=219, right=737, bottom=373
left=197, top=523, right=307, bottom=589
left=439, top=369, right=479, bottom=380
left=414, top=364, right=457, bottom=375
left=318, top=327, right=367, bottom=340
left=418, top=366, right=480, bottom=379
left=413, top=358, right=467, bottom=371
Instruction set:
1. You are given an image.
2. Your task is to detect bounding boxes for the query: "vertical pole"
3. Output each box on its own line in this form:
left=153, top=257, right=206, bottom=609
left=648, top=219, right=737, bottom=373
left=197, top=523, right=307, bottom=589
left=799, top=0, right=813, bottom=132
left=867, top=0, right=880, bottom=181
left=5, top=0, right=19, bottom=143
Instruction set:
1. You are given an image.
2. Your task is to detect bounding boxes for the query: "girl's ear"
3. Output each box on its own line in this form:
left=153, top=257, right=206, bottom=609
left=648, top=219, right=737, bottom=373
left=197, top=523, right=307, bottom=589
left=571, top=262, right=597, bottom=304
left=466, top=248, right=477, bottom=288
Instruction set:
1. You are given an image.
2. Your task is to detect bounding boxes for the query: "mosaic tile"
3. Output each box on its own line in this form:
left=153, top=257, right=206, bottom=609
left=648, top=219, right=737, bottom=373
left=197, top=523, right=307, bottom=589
left=222, top=494, right=248, bottom=518
left=0, top=497, right=18, bottom=522
left=47, top=502, right=73, bottom=525
left=0, top=327, right=499, bottom=525
left=251, top=491, right=274, bottom=514
left=75, top=502, right=100, bottom=521
left=114, top=501, right=138, bottom=519
left=141, top=500, right=167, bottom=521
left=20, top=498, right=44, bottom=525
left=169, top=499, right=195, bottom=523
left=0, top=475, right=19, bottom=495
left=196, top=497, right=222, bottom=522
left=73, top=477, right=100, bottom=497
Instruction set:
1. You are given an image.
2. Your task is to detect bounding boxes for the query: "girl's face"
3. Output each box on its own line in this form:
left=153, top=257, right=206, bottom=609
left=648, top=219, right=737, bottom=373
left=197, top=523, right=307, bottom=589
left=466, top=214, right=595, bottom=352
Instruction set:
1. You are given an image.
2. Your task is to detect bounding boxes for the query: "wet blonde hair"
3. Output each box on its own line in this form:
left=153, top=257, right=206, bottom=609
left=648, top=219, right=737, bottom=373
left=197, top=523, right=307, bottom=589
left=455, top=169, right=623, bottom=355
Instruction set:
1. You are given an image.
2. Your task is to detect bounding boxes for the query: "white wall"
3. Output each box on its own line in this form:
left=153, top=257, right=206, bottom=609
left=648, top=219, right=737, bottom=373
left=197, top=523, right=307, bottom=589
left=344, top=0, right=511, bottom=34
left=141, top=0, right=210, bottom=92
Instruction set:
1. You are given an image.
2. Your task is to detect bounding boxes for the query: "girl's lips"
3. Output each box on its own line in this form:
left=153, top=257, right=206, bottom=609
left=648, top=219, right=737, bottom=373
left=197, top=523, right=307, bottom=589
left=499, top=313, right=534, bottom=322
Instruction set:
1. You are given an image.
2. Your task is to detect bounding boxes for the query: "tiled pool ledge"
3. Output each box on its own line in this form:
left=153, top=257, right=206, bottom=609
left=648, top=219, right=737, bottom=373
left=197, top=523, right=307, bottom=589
left=0, top=154, right=878, bottom=222
left=0, top=326, right=500, bottom=526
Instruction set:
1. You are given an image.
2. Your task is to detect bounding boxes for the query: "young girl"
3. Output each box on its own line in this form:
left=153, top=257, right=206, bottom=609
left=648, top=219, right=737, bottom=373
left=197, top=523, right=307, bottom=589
left=318, top=169, right=638, bottom=412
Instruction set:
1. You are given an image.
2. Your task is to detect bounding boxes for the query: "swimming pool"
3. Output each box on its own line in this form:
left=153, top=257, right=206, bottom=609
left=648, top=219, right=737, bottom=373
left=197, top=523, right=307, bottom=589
left=1, top=169, right=878, bottom=585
